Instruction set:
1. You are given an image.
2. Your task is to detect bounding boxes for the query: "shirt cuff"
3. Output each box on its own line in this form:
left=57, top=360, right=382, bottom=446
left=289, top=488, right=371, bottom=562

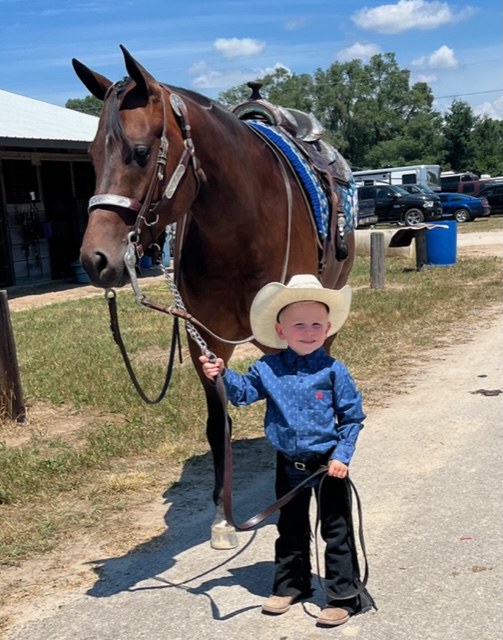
left=330, top=443, right=355, bottom=465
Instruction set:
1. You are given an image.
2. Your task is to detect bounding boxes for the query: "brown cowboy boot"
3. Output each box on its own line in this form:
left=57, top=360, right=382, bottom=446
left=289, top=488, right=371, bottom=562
left=316, top=606, right=350, bottom=626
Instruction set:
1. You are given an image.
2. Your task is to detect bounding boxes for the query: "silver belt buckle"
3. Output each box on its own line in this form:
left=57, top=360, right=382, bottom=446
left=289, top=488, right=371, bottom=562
left=294, top=461, right=306, bottom=471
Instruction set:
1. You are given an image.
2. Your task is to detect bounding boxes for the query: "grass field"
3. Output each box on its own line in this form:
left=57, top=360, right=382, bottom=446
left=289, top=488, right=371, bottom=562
left=0, top=246, right=502, bottom=569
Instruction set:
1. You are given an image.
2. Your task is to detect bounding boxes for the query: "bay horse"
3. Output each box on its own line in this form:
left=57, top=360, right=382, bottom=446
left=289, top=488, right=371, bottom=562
left=73, top=45, right=355, bottom=550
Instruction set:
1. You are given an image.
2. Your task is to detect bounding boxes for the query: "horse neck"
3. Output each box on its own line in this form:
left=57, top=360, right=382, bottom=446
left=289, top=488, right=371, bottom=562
left=186, top=110, right=267, bottom=235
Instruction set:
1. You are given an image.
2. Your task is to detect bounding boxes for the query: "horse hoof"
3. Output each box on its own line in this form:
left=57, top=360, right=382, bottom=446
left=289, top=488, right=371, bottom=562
left=210, top=524, right=238, bottom=550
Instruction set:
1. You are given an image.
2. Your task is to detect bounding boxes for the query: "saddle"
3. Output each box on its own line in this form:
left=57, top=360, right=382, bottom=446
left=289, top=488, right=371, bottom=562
left=231, top=82, right=355, bottom=263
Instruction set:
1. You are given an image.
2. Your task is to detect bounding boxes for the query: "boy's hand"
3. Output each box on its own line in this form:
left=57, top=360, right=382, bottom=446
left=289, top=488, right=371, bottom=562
left=327, top=458, right=349, bottom=479
left=199, top=355, right=224, bottom=379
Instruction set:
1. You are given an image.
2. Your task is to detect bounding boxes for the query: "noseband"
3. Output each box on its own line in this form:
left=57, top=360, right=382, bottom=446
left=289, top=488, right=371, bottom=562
left=88, top=84, right=203, bottom=261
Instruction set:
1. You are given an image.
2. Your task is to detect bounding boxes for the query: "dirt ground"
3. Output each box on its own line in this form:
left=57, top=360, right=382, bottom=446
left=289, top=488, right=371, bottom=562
left=0, top=229, right=501, bottom=635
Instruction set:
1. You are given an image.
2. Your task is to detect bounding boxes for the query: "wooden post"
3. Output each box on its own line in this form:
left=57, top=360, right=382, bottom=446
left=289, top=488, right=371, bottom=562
left=0, top=290, right=26, bottom=422
left=370, top=232, right=385, bottom=289
left=415, top=228, right=428, bottom=271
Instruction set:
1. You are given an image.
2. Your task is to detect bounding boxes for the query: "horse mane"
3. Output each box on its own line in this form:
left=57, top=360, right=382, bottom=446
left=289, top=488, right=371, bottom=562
left=103, top=77, right=131, bottom=147
left=168, top=85, right=215, bottom=110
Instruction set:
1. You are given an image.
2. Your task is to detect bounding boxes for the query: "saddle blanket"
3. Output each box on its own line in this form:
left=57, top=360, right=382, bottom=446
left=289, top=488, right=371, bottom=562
left=247, top=119, right=357, bottom=239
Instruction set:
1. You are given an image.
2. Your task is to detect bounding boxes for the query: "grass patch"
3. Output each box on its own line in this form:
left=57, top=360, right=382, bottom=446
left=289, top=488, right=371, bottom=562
left=0, top=252, right=502, bottom=563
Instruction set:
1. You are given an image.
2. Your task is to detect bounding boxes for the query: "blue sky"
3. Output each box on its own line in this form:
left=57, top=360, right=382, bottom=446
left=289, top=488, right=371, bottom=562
left=0, top=0, right=501, bottom=118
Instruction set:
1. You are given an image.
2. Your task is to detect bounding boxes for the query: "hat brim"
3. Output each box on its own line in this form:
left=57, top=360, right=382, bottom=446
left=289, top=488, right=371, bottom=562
left=250, top=283, right=352, bottom=349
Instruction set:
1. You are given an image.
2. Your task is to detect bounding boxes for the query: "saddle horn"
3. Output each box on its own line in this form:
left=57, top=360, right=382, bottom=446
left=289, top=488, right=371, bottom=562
left=247, top=81, right=264, bottom=101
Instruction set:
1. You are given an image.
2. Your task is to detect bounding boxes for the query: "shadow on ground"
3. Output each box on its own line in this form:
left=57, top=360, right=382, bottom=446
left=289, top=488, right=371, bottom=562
left=84, top=437, right=277, bottom=601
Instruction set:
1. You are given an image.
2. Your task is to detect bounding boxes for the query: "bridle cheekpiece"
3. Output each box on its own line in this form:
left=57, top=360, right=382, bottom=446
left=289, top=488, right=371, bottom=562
left=88, top=83, right=202, bottom=268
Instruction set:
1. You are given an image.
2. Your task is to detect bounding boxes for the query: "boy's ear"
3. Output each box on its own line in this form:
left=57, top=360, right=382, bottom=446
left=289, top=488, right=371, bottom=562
left=325, top=321, right=331, bottom=336
left=274, top=323, right=285, bottom=340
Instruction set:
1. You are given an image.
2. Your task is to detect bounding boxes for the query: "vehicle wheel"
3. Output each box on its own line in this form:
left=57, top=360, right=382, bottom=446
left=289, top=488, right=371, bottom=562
left=454, top=208, right=471, bottom=223
left=403, top=208, right=424, bottom=226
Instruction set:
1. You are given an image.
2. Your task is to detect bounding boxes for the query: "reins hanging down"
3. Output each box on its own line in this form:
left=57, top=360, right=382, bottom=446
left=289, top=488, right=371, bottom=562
left=105, top=267, right=371, bottom=600
left=106, top=289, right=181, bottom=405
left=213, top=372, right=370, bottom=599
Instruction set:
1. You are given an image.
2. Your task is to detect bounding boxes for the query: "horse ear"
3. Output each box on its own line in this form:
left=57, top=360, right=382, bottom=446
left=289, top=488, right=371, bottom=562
left=119, top=45, right=156, bottom=98
left=72, top=59, right=112, bottom=101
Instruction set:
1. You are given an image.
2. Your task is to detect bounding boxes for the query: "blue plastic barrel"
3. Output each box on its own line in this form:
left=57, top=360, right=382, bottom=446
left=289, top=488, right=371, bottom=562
left=425, top=220, right=457, bottom=265
left=162, top=233, right=171, bottom=266
left=140, top=255, right=152, bottom=269
left=70, top=260, right=90, bottom=284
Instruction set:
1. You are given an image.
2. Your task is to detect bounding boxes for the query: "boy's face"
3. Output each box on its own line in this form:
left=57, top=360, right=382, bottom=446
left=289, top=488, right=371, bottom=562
left=274, top=301, right=331, bottom=356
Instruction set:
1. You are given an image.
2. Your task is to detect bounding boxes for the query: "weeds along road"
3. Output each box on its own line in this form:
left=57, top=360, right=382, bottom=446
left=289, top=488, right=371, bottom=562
left=4, top=309, right=502, bottom=640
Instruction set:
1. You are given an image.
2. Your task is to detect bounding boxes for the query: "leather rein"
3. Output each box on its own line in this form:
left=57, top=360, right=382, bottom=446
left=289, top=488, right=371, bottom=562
left=95, top=86, right=369, bottom=594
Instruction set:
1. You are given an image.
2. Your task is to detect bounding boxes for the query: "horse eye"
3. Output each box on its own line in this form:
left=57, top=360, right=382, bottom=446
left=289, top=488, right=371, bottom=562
left=134, top=145, right=151, bottom=166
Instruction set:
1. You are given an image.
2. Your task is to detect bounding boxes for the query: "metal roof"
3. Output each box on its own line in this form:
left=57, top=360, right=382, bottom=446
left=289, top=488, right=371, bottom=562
left=0, top=88, right=98, bottom=144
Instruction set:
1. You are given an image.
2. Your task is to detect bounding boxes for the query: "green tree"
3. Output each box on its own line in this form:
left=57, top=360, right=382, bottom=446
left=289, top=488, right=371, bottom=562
left=217, top=55, right=501, bottom=176
left=65, top=95, right=102, bottom=117
left=218, top=67, right=314, bottom=111
left=471, top=116, right=503, bottom=176
left=344, top=55, right=437, bottom=167
left=441, top=100, right=477, bottom=171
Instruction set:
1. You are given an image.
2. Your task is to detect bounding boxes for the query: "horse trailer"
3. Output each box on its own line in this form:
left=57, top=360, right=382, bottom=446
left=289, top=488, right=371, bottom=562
left=353, top=164, right=441, bottom=192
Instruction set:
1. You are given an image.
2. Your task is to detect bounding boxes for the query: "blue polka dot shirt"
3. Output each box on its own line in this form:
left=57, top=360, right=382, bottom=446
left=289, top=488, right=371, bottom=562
left=222, top=346, right=365, bottom=464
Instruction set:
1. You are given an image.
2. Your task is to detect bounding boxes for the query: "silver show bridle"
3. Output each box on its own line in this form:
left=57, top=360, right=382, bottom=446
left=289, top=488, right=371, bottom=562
left=88, top=84, right=202, bottom=264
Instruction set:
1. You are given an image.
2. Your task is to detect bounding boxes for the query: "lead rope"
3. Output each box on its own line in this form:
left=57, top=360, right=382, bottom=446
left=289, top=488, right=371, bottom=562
left=106, top=276, right=372, bottom=603
left=214, top=370, right=372, bottom=607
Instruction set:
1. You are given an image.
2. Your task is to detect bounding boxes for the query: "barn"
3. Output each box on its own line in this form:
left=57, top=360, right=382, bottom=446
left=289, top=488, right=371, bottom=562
left=0, top=89, right=98, bottom=288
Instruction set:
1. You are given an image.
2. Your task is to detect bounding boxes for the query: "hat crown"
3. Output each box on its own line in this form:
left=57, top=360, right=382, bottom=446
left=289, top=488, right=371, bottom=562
left=285, top=274, right=322, bottom=290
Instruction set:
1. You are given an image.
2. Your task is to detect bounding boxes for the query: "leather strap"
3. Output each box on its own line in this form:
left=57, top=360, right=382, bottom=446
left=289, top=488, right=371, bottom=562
left=107, top=292, right=181, bottom=404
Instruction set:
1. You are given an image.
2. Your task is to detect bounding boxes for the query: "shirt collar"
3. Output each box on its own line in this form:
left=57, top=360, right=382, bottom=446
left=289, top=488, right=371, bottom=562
left=283, top=346, right=328, bottom=367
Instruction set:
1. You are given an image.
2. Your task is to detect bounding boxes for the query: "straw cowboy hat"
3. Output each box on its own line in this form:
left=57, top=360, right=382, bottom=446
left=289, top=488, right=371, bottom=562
left=250, top=274, right=352, bottom=349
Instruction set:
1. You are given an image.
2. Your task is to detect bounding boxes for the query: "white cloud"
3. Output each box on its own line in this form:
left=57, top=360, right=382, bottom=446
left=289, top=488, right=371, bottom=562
left=415, top=73, right=438, bottom=83
left=190, top=61, right=290, bottom=91
left=337, top=42, right=381, bottom=62
left=351, top=0, right=475, bottom=34
left=284, top=17, right=307, bottom=31
left=213, top=37, right=265, bottom=60
left=429, top=45, right=458, bottom=68
left=474, top=95, right=503, bottom=120
left=412, top=45, right=458, bottom=69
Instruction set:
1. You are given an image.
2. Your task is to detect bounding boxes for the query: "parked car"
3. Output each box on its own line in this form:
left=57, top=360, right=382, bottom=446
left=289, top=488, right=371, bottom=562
left=477, top=183, right=503, bottom=215
left=437, top=193, right=490, bottom=223
left=456, top=179, right=501, bottom=197
left=356, top=184, right=443, bottom=226
left=440, top=171, right=479, bottom=193
left=357, top=197, right=378, bottom=227
left=400, top=184, right=490, bottom=222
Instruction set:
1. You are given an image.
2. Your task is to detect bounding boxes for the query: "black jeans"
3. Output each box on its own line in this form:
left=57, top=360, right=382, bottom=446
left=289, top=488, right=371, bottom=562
left=272, top=452, right=359, bottom=613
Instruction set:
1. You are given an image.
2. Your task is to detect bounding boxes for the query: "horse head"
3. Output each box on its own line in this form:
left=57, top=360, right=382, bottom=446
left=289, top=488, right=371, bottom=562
left=73, top=46, right=200, bottom=288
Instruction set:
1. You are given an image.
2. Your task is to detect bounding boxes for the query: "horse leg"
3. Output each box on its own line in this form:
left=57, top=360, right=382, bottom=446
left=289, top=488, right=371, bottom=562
left=188, top=339, right=238, bottom=549
left=206, top=388, right=238, bottom=550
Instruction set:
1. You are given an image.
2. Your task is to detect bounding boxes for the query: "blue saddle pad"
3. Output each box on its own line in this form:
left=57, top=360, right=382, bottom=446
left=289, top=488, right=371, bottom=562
left=247, top=120, right=356, bottom=239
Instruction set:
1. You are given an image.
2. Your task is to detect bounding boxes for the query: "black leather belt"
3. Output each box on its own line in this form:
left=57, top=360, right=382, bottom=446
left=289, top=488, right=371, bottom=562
left=285, top=453, right=331, bottom=471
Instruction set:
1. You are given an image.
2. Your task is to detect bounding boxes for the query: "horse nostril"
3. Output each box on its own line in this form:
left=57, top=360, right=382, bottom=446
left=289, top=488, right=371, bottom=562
left=95, top=251, right=108, bottom=274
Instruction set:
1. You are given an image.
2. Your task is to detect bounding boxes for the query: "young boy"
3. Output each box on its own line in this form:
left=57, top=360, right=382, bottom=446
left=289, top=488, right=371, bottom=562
left=200, top=274, right=373, bottom=627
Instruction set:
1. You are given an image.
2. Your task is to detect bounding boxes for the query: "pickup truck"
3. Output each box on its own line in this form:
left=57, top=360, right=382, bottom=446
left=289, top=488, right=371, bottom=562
left=357, top=197, right=378, bottom=227
left=357, top=184, right=443, bottom=226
